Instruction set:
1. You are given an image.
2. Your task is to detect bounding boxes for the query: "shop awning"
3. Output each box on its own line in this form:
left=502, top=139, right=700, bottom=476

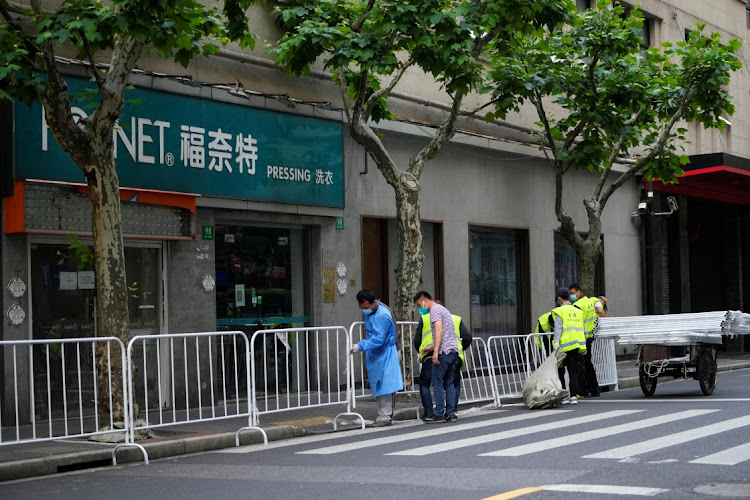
left=651, top=153, right=750, bottom=205
left=5, top=180, right=198, bottom=239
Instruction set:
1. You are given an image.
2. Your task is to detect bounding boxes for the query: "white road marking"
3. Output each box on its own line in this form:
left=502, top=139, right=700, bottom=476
left=296, top=410, right=571, bottom=455
left=387, top=410, right=641, bottom=456
left=584, top=413, right=750, bottom=459
left=690, top=441, right=750, bottom=465
left=481, top=409, right=718, bottom=457
left=545, top=484, right=669, bottom=496
left=219, top=408, right=504, bottom=454
left=585, top=398, right=750, bottom=403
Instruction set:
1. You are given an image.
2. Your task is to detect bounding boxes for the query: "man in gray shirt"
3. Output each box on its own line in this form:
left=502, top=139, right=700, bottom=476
left=413, top=291, right=460, bottom=422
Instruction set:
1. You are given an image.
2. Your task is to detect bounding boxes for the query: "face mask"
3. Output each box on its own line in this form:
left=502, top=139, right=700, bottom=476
left=418, top=307, right=429, bottom=316
left=362, top=308, right=374, bottom=316
left=570, top=295, right=577, bottom=303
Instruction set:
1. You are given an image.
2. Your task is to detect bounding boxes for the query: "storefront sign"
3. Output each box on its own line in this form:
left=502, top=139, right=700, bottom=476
left=15, top=75, right=345, bottom=208
left=7, top=304, right=25, bottom=326
left=77, top=271, right=95, bottom=290
left=7, top=277, right=26, bottom=298
left=337, top=278, right=348, bottom=295
left=59, top=271, right=77, bottom=290
left=202, top=226, right=215, bottom=240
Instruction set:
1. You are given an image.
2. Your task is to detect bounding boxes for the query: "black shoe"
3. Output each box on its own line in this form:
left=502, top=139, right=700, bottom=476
left=445, top=414, right=457, bottom=423
left=422, top=413, right=437, bottom=423
left=426, top=414, right=446, bottom=423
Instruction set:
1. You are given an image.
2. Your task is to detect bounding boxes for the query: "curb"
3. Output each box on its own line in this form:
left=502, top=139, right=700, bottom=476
left=0, top=425, right=298, bottom=482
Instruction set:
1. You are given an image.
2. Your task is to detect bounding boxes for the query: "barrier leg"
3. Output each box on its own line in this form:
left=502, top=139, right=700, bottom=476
left=333, top=411, right=365, bottom=431
left=112, top=443, right=149, bottom=465
left=236, top=426, right=268, bottom=446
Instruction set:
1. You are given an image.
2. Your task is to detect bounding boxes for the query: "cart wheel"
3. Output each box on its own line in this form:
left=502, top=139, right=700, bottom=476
left=698, top=349, right=717, bottom=396
left=639, top=366, right=658, bottom=397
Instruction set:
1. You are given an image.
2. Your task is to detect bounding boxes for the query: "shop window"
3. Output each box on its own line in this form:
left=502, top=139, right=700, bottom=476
left=469, top=226, right=530, bottom=340
left=215, top=226, right=308, bottom=327
left=554, top=232, right=605, bottom=296
left=614, top=1, right=653, bottom=50
left=29, top=242, right=162, bottom=417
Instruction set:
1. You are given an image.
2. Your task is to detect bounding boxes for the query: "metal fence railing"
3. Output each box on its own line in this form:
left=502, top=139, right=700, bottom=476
left=250, top=326, right=362, bottom=430
left=119, top=331, right=266, bottom=463
left=0, top=337, right=146, bottom=464
left=485, top=335, right=533, bottom=404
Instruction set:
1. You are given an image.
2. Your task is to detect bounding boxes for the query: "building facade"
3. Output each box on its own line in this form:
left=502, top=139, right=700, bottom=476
left=2, top=0, right=750, bottom=421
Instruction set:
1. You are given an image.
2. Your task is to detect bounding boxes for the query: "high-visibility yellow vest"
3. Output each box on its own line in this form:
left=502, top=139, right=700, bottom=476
left=551, top=304, right=586, bottom=353
left=535, top=311, right=554, bottom=348
left=574, top=296, right=598, bottom=339
left=419, top=313, right=465, bottom=365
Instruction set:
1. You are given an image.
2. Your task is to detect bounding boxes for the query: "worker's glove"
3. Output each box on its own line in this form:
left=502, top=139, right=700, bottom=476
left=553, top=342, right=559, bottom=350
left=349, top=344, right=360, bottom=354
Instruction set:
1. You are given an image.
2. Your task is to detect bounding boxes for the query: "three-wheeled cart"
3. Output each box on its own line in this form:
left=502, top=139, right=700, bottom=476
left=618, top=333, right=721, bottom=397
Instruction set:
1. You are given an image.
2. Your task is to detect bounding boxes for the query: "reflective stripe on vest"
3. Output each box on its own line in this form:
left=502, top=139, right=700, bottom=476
left=551, top=304, right=586, bottom=352
left=419, top=313, right=465, bottom=364
left=575, top=296, right=598, bottom=339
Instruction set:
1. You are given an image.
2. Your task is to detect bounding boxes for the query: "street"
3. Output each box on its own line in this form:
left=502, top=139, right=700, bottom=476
left=3, top=370, right=750, bottom=500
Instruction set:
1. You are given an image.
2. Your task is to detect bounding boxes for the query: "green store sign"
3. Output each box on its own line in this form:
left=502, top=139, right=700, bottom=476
left=14, top=75, right=344, bottom=208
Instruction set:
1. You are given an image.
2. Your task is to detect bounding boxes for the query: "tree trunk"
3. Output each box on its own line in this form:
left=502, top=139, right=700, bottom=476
left=88, top=138, right=132, bottom=427
left=578, top=245, right=598, bottom=297
left=391, top=178, right=424, bottom=391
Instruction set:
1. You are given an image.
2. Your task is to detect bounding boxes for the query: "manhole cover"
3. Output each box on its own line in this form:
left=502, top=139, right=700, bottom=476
left=693, top=483, right=750, bottom=497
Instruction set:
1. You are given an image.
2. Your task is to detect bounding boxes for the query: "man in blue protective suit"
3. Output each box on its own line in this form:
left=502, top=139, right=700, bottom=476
left=350, top=289, right=404, bottom=427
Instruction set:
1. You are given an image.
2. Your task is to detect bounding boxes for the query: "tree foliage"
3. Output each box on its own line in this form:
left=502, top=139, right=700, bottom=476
left=0, top=0, right=257, bottom=425
left=483, top=1, right=741, bottom=293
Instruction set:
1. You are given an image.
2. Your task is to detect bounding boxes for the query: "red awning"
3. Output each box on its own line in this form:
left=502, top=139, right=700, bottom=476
left=652, top=165, right=750, bottom=205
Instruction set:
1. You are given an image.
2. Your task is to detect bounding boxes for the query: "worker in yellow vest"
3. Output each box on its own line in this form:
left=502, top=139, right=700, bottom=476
left=553, top=287, right=587, bottom=405
left=569, top=283, right=606, bottom=397
left=534, top=310, right=554, bottom=358
left=412, top=304, right=471, bottom=423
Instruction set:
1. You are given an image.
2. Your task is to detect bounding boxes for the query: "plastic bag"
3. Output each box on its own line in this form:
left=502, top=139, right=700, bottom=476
left=522, top=348, right=569, bottom=409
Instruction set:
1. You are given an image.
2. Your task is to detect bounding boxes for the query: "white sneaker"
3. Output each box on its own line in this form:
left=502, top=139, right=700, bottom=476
left=570, top=396, right=578, bottom=405
left=561, top=397, right=570, bottom=405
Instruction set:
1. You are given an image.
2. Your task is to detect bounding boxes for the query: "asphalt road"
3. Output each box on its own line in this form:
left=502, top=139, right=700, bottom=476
left=3, top=369, right=750, bottom=500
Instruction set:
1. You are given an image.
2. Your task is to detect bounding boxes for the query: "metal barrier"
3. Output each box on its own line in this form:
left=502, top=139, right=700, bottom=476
left=349, top=321, right=420, bottom=398
left=350, top=322, right=497, bottom=411
left=119, top=331, right=267, bottom=463
left=591, top=337, right=619, bottom=390
left=0, top=337, right=145, bottom=464
left=250, top=326, right=362, bottom=430
left=456, top=337, right=496, bottom=405
left=486, top=335, right=534, bottom=404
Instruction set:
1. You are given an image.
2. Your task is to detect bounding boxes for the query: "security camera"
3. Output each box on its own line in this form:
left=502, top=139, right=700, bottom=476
left=667, top=196, right=678, bottom=212
left=638, top=202, right=648, bottom=214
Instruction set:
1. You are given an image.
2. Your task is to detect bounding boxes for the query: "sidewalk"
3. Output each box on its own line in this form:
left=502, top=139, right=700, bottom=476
left=2, top=351, right=749, bottom=482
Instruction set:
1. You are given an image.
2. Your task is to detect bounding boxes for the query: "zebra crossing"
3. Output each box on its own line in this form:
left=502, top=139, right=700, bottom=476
left=279, top=407, right=750, bottom=466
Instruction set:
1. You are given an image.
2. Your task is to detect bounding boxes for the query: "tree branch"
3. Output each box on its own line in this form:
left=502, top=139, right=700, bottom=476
left=593, top=107, right=646, bottom=200
left=79, top=30, right=104, bottom=92
left=531, top=91, right=560, bottom=171
left=337, top=67, right=354, bottom=123
left=350, top=68, right=369, bottom=125
left=407, top=90, right=464, bottom=178
left=91, top=34, right=143, bottom=134
left=351, top=0, right=376, bottom=33
left=600, top=83, right=694, bottom=208
left=363, top=56, right=414, bottom=121
left=350, top=119, right=401, bottom=187
left=460, top=96, right=503, bottom=116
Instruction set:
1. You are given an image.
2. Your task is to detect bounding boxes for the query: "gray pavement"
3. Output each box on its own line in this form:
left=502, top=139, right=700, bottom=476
left=2, top=351, right=749, bottom=482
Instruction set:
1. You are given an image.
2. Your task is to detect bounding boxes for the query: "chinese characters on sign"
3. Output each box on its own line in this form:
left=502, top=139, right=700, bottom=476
left=17, top=74, right=345, bottom=208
